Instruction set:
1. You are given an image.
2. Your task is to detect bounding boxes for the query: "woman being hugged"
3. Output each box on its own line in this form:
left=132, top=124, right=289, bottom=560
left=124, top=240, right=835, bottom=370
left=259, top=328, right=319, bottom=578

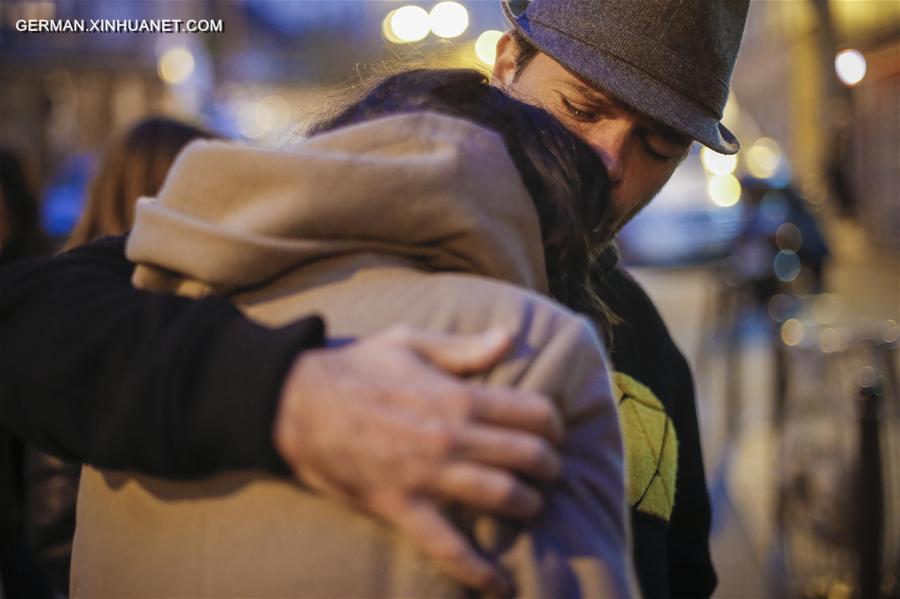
left=72, top=70, right=632, bottom=598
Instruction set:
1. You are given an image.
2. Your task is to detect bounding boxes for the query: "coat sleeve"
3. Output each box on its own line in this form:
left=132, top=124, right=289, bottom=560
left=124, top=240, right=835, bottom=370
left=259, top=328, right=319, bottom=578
left=0, top=235, right=325, bottom=477
left=476, top=313, right=634, bottom=598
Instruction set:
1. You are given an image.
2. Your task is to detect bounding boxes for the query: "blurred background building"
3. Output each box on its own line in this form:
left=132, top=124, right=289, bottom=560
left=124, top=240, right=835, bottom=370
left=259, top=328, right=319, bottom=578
left=1, top=1, right=898, bottom=597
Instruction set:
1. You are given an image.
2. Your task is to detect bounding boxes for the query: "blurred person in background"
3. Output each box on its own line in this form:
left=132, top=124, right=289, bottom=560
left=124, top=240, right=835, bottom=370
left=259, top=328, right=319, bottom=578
left=0, top=148, right=53, bottom=599
left=0, top=149, right=50, bottom=266
left=64, top=116, right=215, bottom=250
left=72, top=68, right=631, bottom=598
left=737, top=177, right=831, bottom=297
left=22, top=117, right=213, bottom=598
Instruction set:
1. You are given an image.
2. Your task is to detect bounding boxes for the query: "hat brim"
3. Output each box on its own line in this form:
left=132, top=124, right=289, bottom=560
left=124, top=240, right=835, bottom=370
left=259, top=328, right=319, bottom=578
left=503, top=4, right=740, bottom=155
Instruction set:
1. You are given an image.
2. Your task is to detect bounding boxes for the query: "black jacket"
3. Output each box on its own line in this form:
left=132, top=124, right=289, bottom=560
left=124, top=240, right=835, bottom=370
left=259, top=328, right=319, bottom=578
left=595, top=264, right=716, bottom=598
left=0, top=236, right=324, bottom=476
left=0, top=235, right=713, bottom=598
left=0, top=236, right=323, bottom=596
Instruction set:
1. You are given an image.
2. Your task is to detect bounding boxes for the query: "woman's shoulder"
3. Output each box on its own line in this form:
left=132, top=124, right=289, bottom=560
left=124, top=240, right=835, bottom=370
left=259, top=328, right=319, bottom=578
left=422, top=273, right=614, bottom=423
left=428, top=271, right=596, bottom=331
left=421, top=272, right=609, bottom=372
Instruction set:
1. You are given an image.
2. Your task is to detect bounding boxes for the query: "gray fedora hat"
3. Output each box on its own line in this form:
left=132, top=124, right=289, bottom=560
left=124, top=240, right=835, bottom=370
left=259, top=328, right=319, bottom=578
left=502, top=0, right=750, bottom=154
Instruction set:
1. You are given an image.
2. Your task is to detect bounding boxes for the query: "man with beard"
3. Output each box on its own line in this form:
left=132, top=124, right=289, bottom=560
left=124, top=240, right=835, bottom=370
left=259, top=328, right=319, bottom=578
left=489, top=1, right=749, bottom=595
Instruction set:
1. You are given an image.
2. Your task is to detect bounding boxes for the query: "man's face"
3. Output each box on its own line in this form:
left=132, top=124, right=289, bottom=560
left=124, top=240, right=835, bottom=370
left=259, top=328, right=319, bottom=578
left=494, top=34, right=692, bottom=232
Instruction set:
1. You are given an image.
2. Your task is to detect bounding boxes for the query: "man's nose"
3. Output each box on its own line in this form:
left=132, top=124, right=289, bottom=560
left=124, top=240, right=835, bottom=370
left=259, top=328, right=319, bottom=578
left=588, top=122, right=631, bottom=184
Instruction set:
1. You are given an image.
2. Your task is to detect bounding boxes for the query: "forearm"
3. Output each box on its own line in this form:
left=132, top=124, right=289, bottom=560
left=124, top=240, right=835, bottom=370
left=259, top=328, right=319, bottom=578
left=0, top=236, right=325, bottom=477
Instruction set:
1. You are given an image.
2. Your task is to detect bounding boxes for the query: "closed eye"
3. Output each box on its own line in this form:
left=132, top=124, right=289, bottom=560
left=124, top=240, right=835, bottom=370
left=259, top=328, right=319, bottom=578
left=641, top=139, right=670, bottom=162
left=638, top=129, right=686, bottom=162
left=560, top=96, right=601, bottom=122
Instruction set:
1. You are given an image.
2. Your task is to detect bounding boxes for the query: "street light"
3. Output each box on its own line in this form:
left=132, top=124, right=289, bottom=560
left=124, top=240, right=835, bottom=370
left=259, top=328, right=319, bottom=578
left=387, top=6, right=430, bottom=44
left=429, top=2, right=468, bottom=39
left=835, top=49, right=866, bottom=87
left=158, top=47, right=194, bottom=85
left=475, top=30, right=503, bottom=66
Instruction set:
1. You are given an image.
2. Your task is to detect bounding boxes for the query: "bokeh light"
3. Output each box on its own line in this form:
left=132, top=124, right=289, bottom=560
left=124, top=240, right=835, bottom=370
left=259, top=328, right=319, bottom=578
left=475, top=30, right=503, bottom=66
left=700, top=147, right=738, bottom=175
left=811, top=293, right=841, bottom=324
left=768, top=293, right=797, bottom=322
left=857, top=365, right=878, bottom=389
left=880, top=320, right=899, bottom=343
left=768, top=293, right=796, bottom=323
left=254, top=95, right=290, bottom=132
left=388, top=6, right=429, bottom=43
left=775, top=222, right=802, bottom=252
left=780, top=319, right=804, bottom=346
left=158, top=47, right=194, bottom=85
left=834, top=49, right=866, bottom=86
left=800, top=173, right=827, bottom=205
left=721, top=94, right=741, bottom=131
left=382, top=10, right=403, bottom=44
left=746, top=137, right=782, bottom=179
left=706, top=173, right=742, bottom=207
left=819, top=327, right=845, bottom=353
left=773, top=250, right=801, bottom=282
left=237, top=102, right=264, bottom=139
left=719, top=256, right=741, bottom=287
left=429, top=2, right=468, bottom=39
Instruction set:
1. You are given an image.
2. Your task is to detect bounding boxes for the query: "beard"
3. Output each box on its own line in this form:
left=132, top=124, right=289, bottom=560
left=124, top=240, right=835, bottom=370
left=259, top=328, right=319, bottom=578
left=608, top=167, right=674, bottom=235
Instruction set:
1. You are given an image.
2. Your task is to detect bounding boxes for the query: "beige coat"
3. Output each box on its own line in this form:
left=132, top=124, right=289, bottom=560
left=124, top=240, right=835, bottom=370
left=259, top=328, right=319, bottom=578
left=72, top=113, right=632, bottom=598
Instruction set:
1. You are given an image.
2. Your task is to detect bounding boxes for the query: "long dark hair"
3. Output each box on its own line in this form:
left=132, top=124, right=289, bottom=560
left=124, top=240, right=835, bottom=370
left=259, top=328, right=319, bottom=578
left=311, top=69, right=614, bottom=328
left=65, top=117, right=214, bottom=250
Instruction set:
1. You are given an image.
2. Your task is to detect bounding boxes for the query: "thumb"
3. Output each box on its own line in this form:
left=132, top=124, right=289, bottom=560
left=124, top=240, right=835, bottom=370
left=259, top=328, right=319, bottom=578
left=400, top=328, right=513, bottom=375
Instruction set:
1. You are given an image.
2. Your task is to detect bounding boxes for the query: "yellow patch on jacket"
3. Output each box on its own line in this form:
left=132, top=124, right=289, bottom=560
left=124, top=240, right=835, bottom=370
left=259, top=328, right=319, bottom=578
left=612, top=372, right=678, bottom=521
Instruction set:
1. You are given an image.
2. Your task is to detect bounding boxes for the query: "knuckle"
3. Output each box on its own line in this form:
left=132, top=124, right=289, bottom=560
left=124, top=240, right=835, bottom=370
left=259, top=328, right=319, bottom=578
left=532, top=397, right=563, bottom=439
left=433, top=385, right=474, bottom=422
left=522, top=437, right=552, bottom=468
left=427, top=422, right=459, bottom=458
left=532, top=396, right=557, bottom=422
left=492, top=474, right=521, bottom=506
left=448, top=387, right=476, bottom=420
left=432, top=536, right=466, bottom=564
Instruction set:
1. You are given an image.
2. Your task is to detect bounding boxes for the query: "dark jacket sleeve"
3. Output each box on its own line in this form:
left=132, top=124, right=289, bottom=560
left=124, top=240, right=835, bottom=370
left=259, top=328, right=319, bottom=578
left=0, top=235, right=325, bottom=477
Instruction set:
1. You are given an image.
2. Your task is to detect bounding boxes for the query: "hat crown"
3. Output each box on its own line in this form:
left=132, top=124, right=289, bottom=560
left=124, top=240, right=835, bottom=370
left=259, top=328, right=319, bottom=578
left=522, top=0, right=749, bottom=118
left=504, top=0, right=750, bottom=151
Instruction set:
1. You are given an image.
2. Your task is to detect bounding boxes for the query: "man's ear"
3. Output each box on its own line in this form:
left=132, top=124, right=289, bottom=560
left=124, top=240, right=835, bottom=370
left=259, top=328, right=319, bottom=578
left=491, top=31, right=519, bottom=88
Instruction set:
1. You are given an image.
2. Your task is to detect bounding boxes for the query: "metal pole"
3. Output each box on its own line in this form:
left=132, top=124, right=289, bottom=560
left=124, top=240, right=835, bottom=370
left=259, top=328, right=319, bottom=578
left=858, top=370, right=884, bottom=599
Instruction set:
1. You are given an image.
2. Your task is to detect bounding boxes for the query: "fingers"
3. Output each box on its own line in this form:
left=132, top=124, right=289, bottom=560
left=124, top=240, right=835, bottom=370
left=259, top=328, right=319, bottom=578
left=427, top=462, right=544, bottom=519
left=379, top=326, right=564, bottom=445
left=468, top=384, right=565, bottom=445
left=449, top=424, right=561, bottom=481
left=394, top=327, right=513, bottom=375
left=372, top=493, right=513, bottom=596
